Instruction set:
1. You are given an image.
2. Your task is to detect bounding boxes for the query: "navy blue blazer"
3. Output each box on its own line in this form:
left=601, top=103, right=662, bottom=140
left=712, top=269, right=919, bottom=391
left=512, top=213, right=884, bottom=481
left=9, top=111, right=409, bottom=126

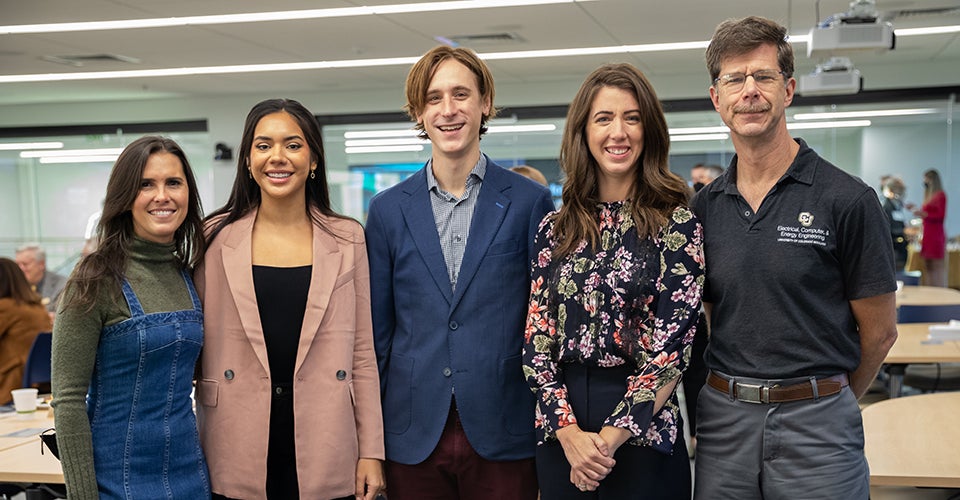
left=365, top=157, right=554, bottom=464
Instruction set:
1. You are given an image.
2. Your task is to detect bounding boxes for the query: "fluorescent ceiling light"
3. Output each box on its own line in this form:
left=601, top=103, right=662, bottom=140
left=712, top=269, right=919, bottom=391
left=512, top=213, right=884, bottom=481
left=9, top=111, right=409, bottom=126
left=896, top=25, right=960, bottom=36
left=670, top=133, right=729, bottom=142
left=345, top=145, right=425, bottom=154
left=0, top=142, right=63, bottom=150
left=343, top=124, right=556, bottom=141
left=669, top=126, right=729, bottom=135
left=669, top=120, right=871, bottom=135
left=21, top=147, right=124, bottom=158
left=345, top=138, right=428, bottom=147
left=0, top=58, right=422, bottom=83
left=792, top=108, right=939, bottom=120
left=39, top=155, right=119, bottom=164
left=6, top=21, right=957, bottom=83
left=0, top=0, right=593, bottom=34
left=487, top=124, right=557, bottom=133
left=786, top=25, right=960, bottom=41
left=480, top=41, right=710, bottom=62
left=345, top=130, right=417, bottom=139
left=787, top=119, right=871, bottom=130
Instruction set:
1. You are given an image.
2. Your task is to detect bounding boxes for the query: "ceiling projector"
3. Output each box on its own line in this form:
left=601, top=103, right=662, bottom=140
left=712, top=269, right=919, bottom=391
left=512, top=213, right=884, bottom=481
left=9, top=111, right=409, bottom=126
left=807, top=0, right=895, bottom=58
left=798, top=57, right=863, bottom=96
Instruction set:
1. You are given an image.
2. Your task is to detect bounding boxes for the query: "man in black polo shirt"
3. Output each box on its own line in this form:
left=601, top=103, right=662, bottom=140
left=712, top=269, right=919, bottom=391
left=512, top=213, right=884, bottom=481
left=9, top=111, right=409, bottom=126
left=691, top=16, right=898, bottom=500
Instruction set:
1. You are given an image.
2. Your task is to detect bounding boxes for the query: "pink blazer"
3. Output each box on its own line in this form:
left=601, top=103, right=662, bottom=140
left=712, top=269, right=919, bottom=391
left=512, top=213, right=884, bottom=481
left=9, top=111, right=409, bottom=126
left=195, top=209, right=384, bottom=499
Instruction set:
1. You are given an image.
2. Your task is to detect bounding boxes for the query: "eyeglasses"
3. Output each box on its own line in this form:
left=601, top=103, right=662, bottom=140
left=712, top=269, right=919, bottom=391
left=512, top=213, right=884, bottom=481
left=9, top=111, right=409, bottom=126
left=713, top=70, right=787, bottom=92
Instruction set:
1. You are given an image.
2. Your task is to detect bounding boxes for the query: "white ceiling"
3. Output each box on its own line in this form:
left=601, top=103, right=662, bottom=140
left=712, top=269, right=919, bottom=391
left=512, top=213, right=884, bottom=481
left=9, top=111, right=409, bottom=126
left=2, top=0, right=960, bottom=111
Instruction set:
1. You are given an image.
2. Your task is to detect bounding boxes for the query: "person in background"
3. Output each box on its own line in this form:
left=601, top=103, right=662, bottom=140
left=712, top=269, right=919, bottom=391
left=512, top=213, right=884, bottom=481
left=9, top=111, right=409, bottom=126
left=688, top=164, right=703, bottom=190
left=702, top=164, right=724, bottom=185
left=913, top=168, right=947, bottom=286
left=0, top=257, right=51, bottom=404
left=365, top=46, right=553, bottom=500
left=881, top=176, right=909, bottom=270
left=692, top=16, right=897, bottom=500
left=197, top=98, right=384, bottom=500
left=510, top=165, right=549, bottom=187
left=51, top=135, right=210, bottom=499
left=15, top=244, right=68, bottom=313
left=524, top=63, right=703, bottom=499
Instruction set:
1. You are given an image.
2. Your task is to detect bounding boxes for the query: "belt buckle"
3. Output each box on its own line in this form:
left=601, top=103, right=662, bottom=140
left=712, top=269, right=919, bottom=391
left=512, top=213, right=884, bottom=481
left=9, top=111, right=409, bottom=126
left=736, top=383, right=769, bottom=404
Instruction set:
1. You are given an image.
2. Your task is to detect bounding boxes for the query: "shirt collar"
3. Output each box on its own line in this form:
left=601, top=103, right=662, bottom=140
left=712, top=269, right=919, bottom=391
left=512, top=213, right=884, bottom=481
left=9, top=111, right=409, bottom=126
left=426, top=154, right=487, bottom=193
left=710, top=137, right=816, bottom=196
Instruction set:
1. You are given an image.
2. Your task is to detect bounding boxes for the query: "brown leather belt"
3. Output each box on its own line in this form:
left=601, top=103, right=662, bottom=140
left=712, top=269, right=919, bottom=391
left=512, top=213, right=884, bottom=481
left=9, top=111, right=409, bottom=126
left=707, top=371, right=848, bottom=404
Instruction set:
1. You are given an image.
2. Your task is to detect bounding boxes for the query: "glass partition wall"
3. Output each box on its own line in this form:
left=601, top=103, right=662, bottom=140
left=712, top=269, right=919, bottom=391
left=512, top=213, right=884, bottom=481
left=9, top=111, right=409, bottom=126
left=320, top=95, right=958, bottom=237
left=0, top=130, right=212, bottom=272
left=1, top=95, right=956, bottom=272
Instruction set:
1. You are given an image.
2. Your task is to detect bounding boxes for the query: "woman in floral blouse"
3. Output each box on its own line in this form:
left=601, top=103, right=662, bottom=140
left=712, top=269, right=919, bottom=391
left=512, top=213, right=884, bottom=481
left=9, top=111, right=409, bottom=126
left=523, top=63, right=704, bottom=499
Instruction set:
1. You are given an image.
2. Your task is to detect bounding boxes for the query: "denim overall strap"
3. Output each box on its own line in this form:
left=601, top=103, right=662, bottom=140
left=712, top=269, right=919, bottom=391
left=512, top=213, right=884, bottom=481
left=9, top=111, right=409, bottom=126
left=118, top=279, right=145, bottom=317
left=180, top=268, right=202, bottom=313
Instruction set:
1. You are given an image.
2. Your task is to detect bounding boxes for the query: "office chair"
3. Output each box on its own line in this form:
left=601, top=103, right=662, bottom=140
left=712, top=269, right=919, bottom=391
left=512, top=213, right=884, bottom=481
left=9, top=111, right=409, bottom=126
left=22, top=332, right=52, bottom=390
left=895, top=271, right=920, bottom=286
left=895, top=304, right=960, bottom=392
left=896, top=304, right=960, bottom=323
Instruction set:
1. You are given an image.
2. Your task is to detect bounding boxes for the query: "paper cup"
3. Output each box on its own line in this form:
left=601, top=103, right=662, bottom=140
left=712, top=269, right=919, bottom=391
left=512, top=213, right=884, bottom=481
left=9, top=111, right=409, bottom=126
left=11, top=388, right=39, bottom=414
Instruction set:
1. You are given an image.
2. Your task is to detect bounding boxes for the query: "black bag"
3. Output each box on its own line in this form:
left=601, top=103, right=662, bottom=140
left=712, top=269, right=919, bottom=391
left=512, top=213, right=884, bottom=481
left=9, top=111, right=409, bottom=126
left=39, top=428, right=60, bottom=460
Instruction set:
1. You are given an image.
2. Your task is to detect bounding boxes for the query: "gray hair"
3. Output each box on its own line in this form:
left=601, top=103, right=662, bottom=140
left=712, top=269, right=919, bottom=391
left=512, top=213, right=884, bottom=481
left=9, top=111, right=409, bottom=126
left=15, top=244, right=45, bottom=262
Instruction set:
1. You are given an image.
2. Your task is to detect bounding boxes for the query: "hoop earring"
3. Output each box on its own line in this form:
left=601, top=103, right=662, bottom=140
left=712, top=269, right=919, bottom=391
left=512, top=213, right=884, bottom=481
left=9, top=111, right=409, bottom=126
left=310, top=170, right=316, bottom=179
left=248, top=169, right=252, bottom=179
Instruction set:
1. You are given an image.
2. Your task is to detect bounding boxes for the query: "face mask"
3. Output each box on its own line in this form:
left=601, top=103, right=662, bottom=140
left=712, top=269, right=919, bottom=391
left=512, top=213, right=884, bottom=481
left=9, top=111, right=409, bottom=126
left=693, top=182, right=705, bottom=192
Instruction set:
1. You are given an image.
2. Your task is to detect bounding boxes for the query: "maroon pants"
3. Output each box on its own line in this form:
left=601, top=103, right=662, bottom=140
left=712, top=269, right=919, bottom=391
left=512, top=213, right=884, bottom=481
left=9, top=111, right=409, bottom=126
left=385, top=404, right=538, bottom=500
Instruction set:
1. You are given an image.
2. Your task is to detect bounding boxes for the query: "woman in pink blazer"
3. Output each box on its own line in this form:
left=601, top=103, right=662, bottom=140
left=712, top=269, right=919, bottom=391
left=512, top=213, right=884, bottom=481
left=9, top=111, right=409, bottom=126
left=195, top=98, right=385, bottom=499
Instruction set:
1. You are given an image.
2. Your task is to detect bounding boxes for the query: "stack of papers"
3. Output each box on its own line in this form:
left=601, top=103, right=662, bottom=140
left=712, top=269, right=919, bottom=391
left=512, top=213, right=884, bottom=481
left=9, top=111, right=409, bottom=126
left=928, top=320, right=960, bottom=341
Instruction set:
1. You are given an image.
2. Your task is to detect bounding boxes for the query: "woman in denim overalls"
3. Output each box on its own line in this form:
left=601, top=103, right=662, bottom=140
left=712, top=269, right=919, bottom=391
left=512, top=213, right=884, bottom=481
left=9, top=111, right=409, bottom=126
left=52, top=136, right=210, bottom=499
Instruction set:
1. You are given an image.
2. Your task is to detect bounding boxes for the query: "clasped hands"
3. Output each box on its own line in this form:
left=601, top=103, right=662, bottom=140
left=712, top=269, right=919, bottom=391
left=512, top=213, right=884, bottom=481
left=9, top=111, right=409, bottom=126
left=556, top=424, right=631, bottom=493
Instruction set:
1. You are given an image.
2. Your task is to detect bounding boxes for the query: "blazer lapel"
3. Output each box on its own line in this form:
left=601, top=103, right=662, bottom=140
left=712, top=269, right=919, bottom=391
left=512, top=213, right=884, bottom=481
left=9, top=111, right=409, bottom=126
left=451, top=162, right=510, bottom=310
left=220, top=209, right=272, bottom=375
left=294, top=217, right=341, bottom=375
left=400, top=168, right=454, bottom=304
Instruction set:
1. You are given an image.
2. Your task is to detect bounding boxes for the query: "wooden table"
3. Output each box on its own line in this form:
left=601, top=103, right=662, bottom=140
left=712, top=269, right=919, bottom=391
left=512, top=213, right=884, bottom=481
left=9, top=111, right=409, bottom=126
left=863, top=391, right=960, bottom=488
left=896, top=285, right=960, bottom=306
left=0, top=408, right=63, bottom=484
left=884, top=323, right=960, bottom=397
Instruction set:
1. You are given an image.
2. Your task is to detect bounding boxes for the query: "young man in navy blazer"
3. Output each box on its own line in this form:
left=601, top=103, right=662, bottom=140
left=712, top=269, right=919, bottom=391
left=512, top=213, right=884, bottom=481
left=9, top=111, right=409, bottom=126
left=365, top=45, right=554, bottom=500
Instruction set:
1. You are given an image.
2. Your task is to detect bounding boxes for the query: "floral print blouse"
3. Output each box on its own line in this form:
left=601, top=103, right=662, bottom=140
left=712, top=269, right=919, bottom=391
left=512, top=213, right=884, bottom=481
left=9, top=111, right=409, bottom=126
left=523, top=201, right=704, bottom=454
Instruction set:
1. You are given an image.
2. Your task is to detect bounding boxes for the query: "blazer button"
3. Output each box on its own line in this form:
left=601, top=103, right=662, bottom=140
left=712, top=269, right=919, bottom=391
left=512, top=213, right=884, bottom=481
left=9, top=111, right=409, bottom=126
left=449, top=321, right=459, bottom=330
left=442, top=367, right=452, bottom=377
left=336, top=370, right=347, bottom=380
left=224, top=369, right=234, bottom=380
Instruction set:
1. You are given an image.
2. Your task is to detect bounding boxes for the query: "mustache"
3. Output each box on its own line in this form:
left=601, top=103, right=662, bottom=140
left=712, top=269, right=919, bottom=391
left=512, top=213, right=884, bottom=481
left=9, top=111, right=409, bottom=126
left=733, top=103, right=772, bottom=114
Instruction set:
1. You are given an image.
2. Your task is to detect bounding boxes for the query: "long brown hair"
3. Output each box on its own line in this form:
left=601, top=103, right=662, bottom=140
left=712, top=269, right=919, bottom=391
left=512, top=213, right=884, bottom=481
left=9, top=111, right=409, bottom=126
left=923, top=168, right=943, bottom=203
left=204, top=98, right=349, bottom=245
left=0, top=257, right=42, bottom=306
left=66, top=136, right=205, bottom=311
left=551, top=63, right=688, bottom=259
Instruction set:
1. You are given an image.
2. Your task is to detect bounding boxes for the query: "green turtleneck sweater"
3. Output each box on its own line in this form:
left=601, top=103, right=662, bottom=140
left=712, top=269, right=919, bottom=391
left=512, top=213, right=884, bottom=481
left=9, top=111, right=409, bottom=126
left=51, top=237, right=194, bottom=500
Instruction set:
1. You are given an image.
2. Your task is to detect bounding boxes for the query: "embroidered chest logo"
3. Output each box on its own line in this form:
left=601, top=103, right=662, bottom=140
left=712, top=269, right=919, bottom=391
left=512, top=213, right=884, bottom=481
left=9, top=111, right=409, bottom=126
left=777, top=211, right=830, bottom=247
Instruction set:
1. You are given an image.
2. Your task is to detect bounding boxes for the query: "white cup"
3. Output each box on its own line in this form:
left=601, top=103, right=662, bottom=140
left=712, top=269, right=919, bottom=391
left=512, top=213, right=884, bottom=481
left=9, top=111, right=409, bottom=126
left=896, top=280, right=904, bottom=293
left=11, top=388, right=39, bottom=414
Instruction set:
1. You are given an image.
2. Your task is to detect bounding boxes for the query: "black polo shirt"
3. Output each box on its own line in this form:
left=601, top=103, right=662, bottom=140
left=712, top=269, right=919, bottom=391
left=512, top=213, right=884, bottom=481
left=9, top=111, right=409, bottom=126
left=691, top=138, right=896, bottom=379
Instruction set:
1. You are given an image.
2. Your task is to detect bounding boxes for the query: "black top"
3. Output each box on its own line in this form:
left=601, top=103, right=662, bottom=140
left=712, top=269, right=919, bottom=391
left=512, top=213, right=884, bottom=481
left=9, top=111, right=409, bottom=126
left=691, top=138, right=896, bottom=379
left=253, top=265, right=311, bottom=386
